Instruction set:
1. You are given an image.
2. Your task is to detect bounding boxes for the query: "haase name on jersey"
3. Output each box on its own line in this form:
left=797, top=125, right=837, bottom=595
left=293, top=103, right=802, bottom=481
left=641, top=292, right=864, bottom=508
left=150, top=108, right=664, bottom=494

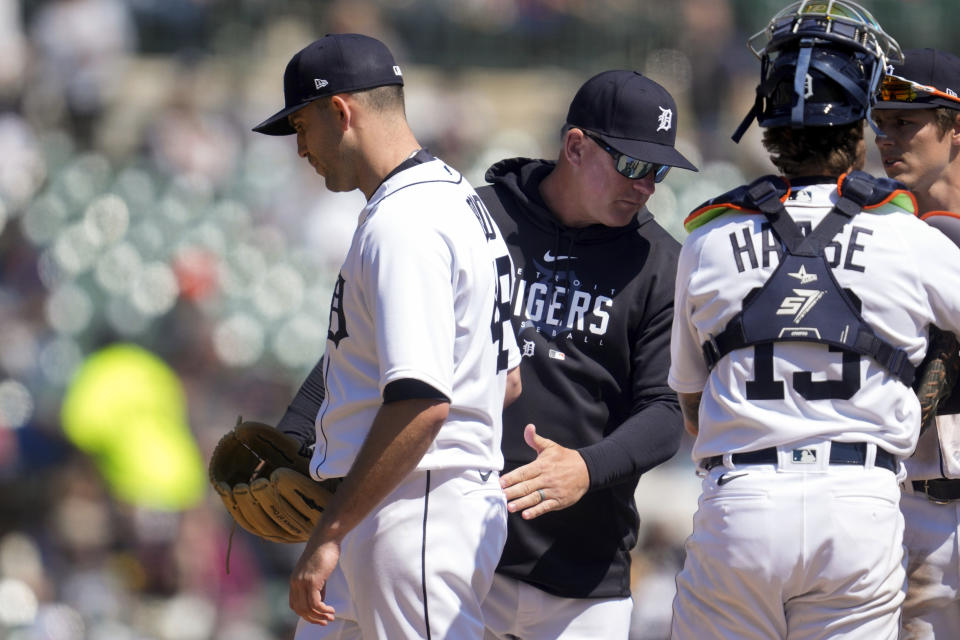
left=729, top=222, right=873, bottom=274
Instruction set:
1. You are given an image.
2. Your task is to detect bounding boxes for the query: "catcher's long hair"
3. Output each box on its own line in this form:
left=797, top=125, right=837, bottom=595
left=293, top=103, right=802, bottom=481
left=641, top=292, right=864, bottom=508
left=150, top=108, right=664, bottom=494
left=762, top=120, right=864, bottom=177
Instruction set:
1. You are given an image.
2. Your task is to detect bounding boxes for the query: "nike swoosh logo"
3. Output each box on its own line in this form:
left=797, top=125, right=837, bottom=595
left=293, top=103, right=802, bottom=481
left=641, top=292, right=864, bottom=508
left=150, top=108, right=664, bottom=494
left=717, top=471, right=749, bottom=486
left=543, top=250, right=577, bottom=263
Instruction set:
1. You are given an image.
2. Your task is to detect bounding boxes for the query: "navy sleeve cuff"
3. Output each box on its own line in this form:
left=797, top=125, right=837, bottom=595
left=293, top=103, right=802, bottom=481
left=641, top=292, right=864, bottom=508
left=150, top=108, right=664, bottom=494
left=383, top=379, right=450, bottom=404
left=578, top=397, right=683, bottom=490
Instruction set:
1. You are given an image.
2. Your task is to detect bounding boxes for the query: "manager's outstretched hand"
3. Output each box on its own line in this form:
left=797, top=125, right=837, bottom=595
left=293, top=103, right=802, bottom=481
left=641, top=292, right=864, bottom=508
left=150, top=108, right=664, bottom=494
left=500, top=424, right=590, bottom=520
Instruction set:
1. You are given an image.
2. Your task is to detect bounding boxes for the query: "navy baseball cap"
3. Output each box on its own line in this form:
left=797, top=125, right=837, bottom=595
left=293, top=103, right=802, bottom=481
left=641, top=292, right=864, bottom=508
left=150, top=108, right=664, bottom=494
left=253, top=33, right=404, bottom=136
left=565, top=70, right=697, bottom=171
left=875, top=48, right=960, bottom=111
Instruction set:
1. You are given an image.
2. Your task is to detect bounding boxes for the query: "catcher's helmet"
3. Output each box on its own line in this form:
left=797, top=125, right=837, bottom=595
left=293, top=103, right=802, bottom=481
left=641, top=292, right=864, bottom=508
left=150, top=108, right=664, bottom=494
left=732, top=0, right=902, bottom=142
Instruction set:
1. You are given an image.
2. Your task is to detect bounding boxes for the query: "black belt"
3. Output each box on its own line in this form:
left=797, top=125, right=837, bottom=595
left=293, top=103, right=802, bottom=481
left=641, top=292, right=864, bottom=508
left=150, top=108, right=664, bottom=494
left=703, top=442, right=897, bottom=473
left=911, top=478, right=960, bottom=503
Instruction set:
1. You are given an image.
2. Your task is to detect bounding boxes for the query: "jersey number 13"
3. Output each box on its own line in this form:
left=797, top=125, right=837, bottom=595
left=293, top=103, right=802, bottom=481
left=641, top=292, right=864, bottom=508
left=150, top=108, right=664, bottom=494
left=746, top=343, right=861, bottom=401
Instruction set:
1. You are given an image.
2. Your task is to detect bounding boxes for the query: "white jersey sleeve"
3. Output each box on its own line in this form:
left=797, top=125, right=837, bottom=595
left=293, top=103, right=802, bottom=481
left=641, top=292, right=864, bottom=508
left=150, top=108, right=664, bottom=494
left=311, top=158, right=518, bottom=478
left=669, top=182, right=960, bottom=462
left=364, top=201, right=458, bottom=398
left=669, top=239, right=711, bottom=395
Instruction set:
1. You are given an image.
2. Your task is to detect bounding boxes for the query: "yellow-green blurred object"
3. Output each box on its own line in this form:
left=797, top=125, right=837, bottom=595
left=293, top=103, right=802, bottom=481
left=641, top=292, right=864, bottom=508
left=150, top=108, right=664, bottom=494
left=61, top=343, right=206, bottom=511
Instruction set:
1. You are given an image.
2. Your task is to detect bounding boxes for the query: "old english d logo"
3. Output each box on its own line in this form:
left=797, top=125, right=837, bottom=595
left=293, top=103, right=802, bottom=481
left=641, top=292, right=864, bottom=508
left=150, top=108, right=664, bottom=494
left=328, top=274, right=349, bottom=346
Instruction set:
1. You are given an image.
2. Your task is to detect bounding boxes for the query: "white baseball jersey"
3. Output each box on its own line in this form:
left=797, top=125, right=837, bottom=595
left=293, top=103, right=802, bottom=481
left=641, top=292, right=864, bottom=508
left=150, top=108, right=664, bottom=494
left=670, top=181, right=960, bottom=462
left=310, top=157, right=520, bottom=480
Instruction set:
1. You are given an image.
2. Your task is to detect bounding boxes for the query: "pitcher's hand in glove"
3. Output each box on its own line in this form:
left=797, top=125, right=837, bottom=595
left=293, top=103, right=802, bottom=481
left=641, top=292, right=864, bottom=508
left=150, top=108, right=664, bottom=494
left=209, top=419, right=340, bottom=542
left=500, top=424, right=590, bottom=520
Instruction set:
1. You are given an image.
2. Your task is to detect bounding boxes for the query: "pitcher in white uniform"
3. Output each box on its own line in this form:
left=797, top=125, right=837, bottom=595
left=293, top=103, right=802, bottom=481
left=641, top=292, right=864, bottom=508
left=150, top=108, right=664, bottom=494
left=252, top=33, right=521, bottom=639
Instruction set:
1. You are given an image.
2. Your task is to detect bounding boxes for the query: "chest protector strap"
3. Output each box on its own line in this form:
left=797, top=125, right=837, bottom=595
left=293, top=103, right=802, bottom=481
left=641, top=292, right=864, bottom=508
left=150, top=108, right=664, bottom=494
left=701, top=171, right=915, bottom=386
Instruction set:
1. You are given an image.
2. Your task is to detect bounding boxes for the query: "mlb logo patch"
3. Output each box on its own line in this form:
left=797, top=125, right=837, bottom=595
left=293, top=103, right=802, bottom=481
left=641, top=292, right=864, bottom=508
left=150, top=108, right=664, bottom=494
left=792, top=448, right=817, bottom=464
left=548, top=349, right=566, bottom=361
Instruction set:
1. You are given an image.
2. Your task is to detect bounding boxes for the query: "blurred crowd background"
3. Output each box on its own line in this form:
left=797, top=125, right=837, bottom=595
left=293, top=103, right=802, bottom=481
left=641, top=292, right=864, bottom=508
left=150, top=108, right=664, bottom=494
left=1, top=1, right=958, bottom=639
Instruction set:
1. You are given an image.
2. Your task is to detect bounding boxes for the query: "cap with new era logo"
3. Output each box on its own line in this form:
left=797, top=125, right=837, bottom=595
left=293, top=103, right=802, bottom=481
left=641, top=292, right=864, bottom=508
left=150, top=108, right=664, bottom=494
left=253, top=33, right=404, bottom=136
left=566, top=70, right=697, bottom=171
left=875, top=48, right=960, bottom=111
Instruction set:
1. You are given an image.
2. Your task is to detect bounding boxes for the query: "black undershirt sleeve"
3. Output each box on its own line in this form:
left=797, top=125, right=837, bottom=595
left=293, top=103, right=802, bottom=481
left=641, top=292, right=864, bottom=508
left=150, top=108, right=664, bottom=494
left=276, top=360, right=450, bottom=447
left=382, top=379, right=450, bottom=404
left=276, top=358, right=325, bottom=446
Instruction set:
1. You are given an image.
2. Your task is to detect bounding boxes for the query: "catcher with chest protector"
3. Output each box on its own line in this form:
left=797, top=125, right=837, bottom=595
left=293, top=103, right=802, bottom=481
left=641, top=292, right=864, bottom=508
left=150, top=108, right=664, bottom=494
left=669, top=2, right=960, bottom=638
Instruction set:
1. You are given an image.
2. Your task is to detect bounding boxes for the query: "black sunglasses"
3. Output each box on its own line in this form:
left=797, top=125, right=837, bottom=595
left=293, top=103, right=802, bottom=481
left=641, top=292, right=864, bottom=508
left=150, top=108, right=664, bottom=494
left=581, top=131, right=671, bottom=182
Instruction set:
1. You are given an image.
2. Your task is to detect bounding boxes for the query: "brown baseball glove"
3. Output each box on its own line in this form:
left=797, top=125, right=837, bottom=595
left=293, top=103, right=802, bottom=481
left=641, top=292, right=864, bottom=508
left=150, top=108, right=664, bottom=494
left=209, top=419, right=340, bottom=543
left=915, top=327, right=960, bottom=437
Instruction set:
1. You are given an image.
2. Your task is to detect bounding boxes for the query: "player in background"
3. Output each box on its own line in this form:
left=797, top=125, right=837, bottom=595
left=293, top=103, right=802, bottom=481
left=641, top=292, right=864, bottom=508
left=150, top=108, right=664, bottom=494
left=252, top=33, right=522, bottom=639
left=873, top=47, right=960, bottom=639
left=669, top=3, right=960, bottom=638
left=476, top=70, right=695, bottom=639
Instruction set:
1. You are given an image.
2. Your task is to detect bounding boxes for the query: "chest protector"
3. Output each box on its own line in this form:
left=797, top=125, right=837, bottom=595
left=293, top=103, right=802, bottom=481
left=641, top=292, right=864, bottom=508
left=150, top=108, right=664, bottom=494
left=700, top=171, right=916, bottom=387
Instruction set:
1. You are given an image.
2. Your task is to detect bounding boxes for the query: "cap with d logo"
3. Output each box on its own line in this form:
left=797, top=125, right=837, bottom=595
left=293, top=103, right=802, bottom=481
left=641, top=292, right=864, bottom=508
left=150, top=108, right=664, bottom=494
left=253, top=33, right=404, bottom=136
left=566, top=70, right=697, bottom=170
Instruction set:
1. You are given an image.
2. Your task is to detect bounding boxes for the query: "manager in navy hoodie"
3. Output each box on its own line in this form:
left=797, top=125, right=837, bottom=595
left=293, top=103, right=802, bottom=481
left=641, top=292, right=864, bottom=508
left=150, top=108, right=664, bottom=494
left=478, top=70, right=697, bottom=640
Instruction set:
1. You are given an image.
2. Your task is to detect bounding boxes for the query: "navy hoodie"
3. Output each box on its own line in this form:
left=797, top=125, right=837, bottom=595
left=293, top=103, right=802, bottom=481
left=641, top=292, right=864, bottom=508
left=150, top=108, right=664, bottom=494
left=478, top=157, right=683, bottom=598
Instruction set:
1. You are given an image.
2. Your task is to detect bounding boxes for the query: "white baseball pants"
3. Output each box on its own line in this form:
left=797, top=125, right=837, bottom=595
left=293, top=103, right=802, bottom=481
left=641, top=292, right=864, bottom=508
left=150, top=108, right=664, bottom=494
left=899, top=490, right=960, bottom=639
left=295, top=467, right=507, bottom=640
left=671, top=461, right=906, bottom=640
left=482, top=572, right=633, bottom=640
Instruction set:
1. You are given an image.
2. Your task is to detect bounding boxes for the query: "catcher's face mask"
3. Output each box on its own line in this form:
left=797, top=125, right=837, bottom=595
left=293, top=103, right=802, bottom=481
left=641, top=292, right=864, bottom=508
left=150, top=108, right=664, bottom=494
left=731, top=0, right=903, bottom=143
